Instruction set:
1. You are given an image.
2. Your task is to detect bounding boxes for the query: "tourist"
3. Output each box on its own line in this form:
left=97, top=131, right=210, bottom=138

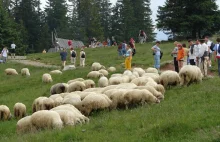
left=70, top=47, right=77, bottom=66
left=177, top=44, right=184, bottom=71
left=11, top=42, right=16, bottom=58
left=195, top=39, right=201, bottom=67
left=198, top=39, right=209, bottom=77
left=171, top=41, right=179, bottom=72
left=60, top=48, right=67, bottom=67
left=188, top=39, right=196, bottom=65
left=80, top=48, right=86, bottom=67
left=151, top=41, right=161, bottom=70
left=205, top=36, right=213, bottom=68
left=124, top=45, right=132, bottom=70
left=1, top=47, right=9, bottom=63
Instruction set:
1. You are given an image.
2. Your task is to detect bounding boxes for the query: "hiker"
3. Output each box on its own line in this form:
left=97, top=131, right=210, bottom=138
left=60, top=48, right=67, bottom=67
left=213, top=38, right=220, bottom=76
left=11, top=42, right=16, bottom=58
left=124, top=44, right=132, bottom=70
left=112, top=36, right=116, bottom=46
left=139, top=30, right=147, bottom=44
left=182, top=43, right=189, bottom=65
left=188, top=39, right=196, bottom=65
left=1, top=47, right=9, bottom=63
left=177, top=44, right=184, bottom=71
left=198, top=39, right=209, bottom=77
left=68, top=40, right=72, bottom=48
left=151, top=41, right=161, bottom=70
left=129, top=38, right=136, bottom=56
left=121, top=41, right=127, bottom=56
left=107, top=38, right=111, bottom=46
left=70, top=47, right=77, bottom=66
left=80, top=48, right=86, bottom=67
left=195, top=39, right=201, bottom=67
left=117, top=43, right=123, bottom=56
left=42, top=49, right=47, bottom=53
left=205, top=36, right=214, bottom=68
left=171, top=41, right=179, bottom=72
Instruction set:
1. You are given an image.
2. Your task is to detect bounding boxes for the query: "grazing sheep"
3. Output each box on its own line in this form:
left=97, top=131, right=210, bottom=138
left=83, top=88, right=104, bottom=94
left=5, top=68, right=18, bottom=75
left=0, top=105, right=11, bottom=120
left=50, top=83, right=68, bottom=95
left=121, top=75, right=130, bottom=83
left=135, top=86, right=164, bottom=100
left=131, top=77, right=150, bottom=86
left=49, top=94, right=63, bottom=107
left=133, top=68, right=145, bottom=76
left=160, top=70, right=180, bottom=88
left=145, top=67, right=159, bottom=74
left=155, top=84, right=166, bottom=95
left=123, top=70, right=133, bottom=76
left=62, top=94, right=81, bottom=106
left=16, top=116, right=35, bottom=134
left=111, top=73, right=122, bottom=78
left=21, top=68, right=30, bottom=76
left=87, top=71, right=103, bottom=78
left=99, top=69, right=109, bottom=76
left=42, top=73, right=53, bottom=83
left=14, top=103, right=26, bottom=119
left=31, top=110, right=63, bottom=130
left=132, top=71, right=140, bottom=78
left=38, top=98, right=55, bottom=111
left=63, top=65, right=76, bottom=71
left=179, top=65, right=203, bottom=86
left=109, top=76, right=123, bottom=85
left=108, top=67, right=116, bottom=72
left=68, top=81, right=86, bottom=92
left=83, top=80, right=96, bottom=89
left=98, top=74, right=109, bottom=87
left=115, top=83, right=137, bottom=89
left=67, top=78, right=85, bottom=84
left=32, top=97, right=48, bottom=113
left=142, top=73, right=160, bottom=83
left=91, top=62, right=106, bottom=71
left=50, top=70, right=62, bottom=75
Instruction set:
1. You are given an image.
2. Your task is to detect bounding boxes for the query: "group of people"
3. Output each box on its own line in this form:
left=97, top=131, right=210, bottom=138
left=0, top=43, right=16, bottom=63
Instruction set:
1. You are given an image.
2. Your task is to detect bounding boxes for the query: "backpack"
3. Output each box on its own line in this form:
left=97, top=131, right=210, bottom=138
left=81, top=52, right=85, bottom=58
left=71, top=51, right=76, bottom=57
left=210, top=42, right=215, bottom=51
left=132, top=48, right=136, bottom=56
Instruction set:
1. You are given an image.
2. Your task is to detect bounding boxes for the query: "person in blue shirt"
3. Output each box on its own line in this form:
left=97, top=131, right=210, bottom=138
left=121, top=41, right=127, bottom=55
left=60, top=48, right=67, bottom=67
left=151, top=41, right=161, bottom=70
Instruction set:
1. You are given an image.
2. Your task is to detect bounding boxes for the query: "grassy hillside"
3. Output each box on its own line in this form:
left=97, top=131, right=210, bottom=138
left=0, top=42, right=220, bottom=142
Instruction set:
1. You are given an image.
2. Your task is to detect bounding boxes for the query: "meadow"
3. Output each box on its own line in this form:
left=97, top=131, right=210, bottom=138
left=0, top=42, right=220, bottom=142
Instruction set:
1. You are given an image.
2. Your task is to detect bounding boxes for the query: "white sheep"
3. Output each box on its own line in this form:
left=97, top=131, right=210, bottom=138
left=91, top=62, right=105, bottom=71
left=67, top=78, right=85, bottom=84
left=133, top=68, right=145, bottom=76
left=155, top=84, right=166, bottom=95
left=0, top=105, right=11, bottom=120
left=31, top=110, right=63, bottom=130
left=32, top=97, right=55, bottom=112
left=109, top=76, right=123, bottom=85
left=83, top=80, right=96, bottom=89
left=50, top=70, right=62, bottom=75
left=50, top=83, right=68, bottom=95
left=98, top=74, right=109, bottom=87
left=111, top=73, right=122, bottom=78
left=134, top=86, right=164, bottom=100
left=132, top=71, right=140, bottom=78
left=62, top=94, right=81, bottom=106
left=123, top=70, right=133, bottom=76
left=5, top=68, right=18, bottom=75
left=68, top=81, right=86, bottom=92
left=63, top=65, right=76, bottom=71
left=121, top=75, right=130, bottom=83
left=83, top=88, right=104, bottom=94
left=131, top=77, right=150, bottom=86
left=142, top=73, right=160, bottom=83
left=145, top=67, right=159, bottom=74
left=14, top=103, right=26, bottom=119
left=42, top=73, right=53, bottom=83
left=108, top=67, right=116, bottom=72
left=99, top=69, right=109, bottom=76
left=87, top=71, right=103, bottom=78
left=49, top=94, right=63, bottom=107
left=21, top=68, right=30, bottom=76
left=16, top=116, right=36, bottom=134
left=160, top=70, right=180, bottom=88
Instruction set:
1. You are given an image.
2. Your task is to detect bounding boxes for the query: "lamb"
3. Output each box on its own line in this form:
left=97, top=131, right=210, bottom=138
left=99, top=69, right=109, bottom=76
left=14, top=103, right=26, bottom=119
left=87, top=71, right=103, bottom=78
left=179, top=65, right=203, bottom=86
left=5, top=68, right=18, bottom=75
left=108, top=67, right=116, bottom=72
left=83, top=80, right=96, bottom=89
left=21, top=68, right=30, bottom=76
left=160, top=70, right=180, bottom=88
left=133, top=68, right=145, bottom=76
left=50, top=70, right=62, bottom=75
left=98, top=74, right=109, bottom=87
left=16, top=116, right=35, bottom=134
left=50, top=83, right=68, bottom=95
left=0, top=105, right=11, bottom=120
left=42, top=73, right=53, bottom=83
left=67, top=78, right=85, bottom=84
left=134, top=86, right=164, bottom=100
left=145, top=67, right=159, bottom=74
left=91, top=62, right=105, bottom=71
left=68, top=81, right=86, bottom=92
left=31, top=110, right=63, bottom=130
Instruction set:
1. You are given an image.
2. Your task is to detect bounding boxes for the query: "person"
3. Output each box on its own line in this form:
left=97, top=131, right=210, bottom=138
left=70, top=47, right=77, bottom=66
left=1, top=47, right=9, bottom=63
left=124, top=44, right=132, bottom=70
left=60, top=48, right=67, bottom=67
left=139, top=30, right=147, bottom=44
left=205, top=36, right=213, bottom=68
left=171, top=41, right=179, bottom=72
left=177, top=44, right=184, bottom=71
left=107, top=38, right=111, bottom=46
left=195, top=39, right=201, bottom=67
left=80, top=48, right=86, bottom=67
left=11, top=42, right=16, bottom=58
left=112, top=36, right=116, bottom=46
left=151, top=41, right=161, bottom=70
left=182, top=43, right=189, bottom=65
left=129, top=38, right=136, bottom=56
left=42, top=49, right=47, bottom=53
left=188, top=39, right=196, bottom=65
left=198, top=39, right=209, bottom=77
left=68, top=40, right=72, bottom=48
left=213, top=38, right=220, bottom=76
left=117, top=43, right=123, bottom=56
left=121, top=41, right=127, bottom=56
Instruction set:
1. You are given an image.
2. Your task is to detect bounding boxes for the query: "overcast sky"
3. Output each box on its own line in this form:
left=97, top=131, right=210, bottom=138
left=41, top=0, right=220, bottom=24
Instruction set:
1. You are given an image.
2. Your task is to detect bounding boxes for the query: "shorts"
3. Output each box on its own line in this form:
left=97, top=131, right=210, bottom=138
left=11, top=49, right=15, bottom=53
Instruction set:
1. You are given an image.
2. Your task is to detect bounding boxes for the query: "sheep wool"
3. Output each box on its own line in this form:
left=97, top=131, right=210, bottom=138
left=42, top=73, right=53, bottom=83
left=16, top=116, right=35, bottom=134
left=107, top=67, right=116, bottom=72
left=133, top=68, right=145, bottom=76
left=87, top=71, right=103, bottom=78
left=50, top=70, right=62, bottom=75
left=83, top=80, right=96, bottom=89
left=0, top=105, right=11, bottom=120
left=14, top=103, right=26, bottom=119
left=67, top=81, right=86, bottom=92
left=50, top=83, right=68, bottom=95
left=5, top=68, right=18, bottom=75
left=98, top=75, right=109, bottom=87
left=67, top=78, right=85, bottom=84
left=160, top=70, right=180, bottom=88
left=21, top=68, right=30, bottom=76
left=145, top=67, right=159, bottom=74
left=91, top=62, right=106, bottom=71
left=99, top=69, right=109, bottom=76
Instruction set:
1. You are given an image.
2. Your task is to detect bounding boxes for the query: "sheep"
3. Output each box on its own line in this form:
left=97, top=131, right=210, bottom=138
left=132, top=71, right=140, bottom=78
left=121, top=75, right=130, bottom=83
left=134, top=86, right=164, bottom=100
left=109, top=76, right=123, bottom=85
left=115, top=83, right=137, bottom=89
left=68, top=81, right=86, bottom=92
left=98, top=74, right=109, bottom=87
left=111, top=73, right=122, bottom=78
left=31, top=110, right=63, bottom=130
left=42, top=73, right=53, bottom=83
left=131, top=77, right=150, bottom=86
left=50, top=70, right=62, bottom=75
left=160, top=70, right=180, bottom=88
left=32, top=97, right=55, bottom=112
left=108, top=67, right=116, bottom=72
left=16, top=116, right=36, bottom=134
left=99, top=69, right=109, bottom=76
left=91, top=62, right=106, bottom=71
left=142, top=73, right=160, bottom=83
left=87, top=71, right=103, bottom=78
left=67, top=78, right=84, bottom=84
left=49, top=94, right=63, bottom=107
left=75, top=94, right=112, bottom=116
left=0, top=105, right=11, bottom=120
left=83, top=80, right=96, bottom=89
left=123, top=70, right=133, bottom=76
left=50, top=83, right=68, bottom=95
left=179, top=65, right=203, bottom=86
left=63, top=65, right=76, bottom=71
left=5, top=68, right=18, bottom=75
left=62, top=94, right=81, bottom=106
left=14, top=103, right=26, bottom=119
left=83, top=88, right=104, bottom=94
left=133, top=68, right=145, bottom=76
left=145, top=67, right=159, bottom=74
left=32, top=97, right=47, bottom=113
left=155, top=84, right=166, bottom=95
left=21, top=68, right=30, bottom=76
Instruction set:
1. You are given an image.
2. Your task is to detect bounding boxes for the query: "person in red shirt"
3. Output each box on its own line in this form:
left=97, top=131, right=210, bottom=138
left=68, top=40, right=72, bottom=48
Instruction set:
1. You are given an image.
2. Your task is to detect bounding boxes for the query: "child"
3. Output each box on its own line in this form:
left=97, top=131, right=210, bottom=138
left=70, top=47, right=77, bottom=66
left=80, top=48, right=86, bottom=67
left=124, top=45, right=132, bottom=70
left=177, top=44, right=185, bottom=70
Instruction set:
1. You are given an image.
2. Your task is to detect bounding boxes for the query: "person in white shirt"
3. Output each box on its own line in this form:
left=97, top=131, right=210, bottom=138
left=80, top=48, right=86, bottom=67
left=11, top=42, right=16, bottom=58
left=70, top=47, right=77, bottom=66
left=188, top=39, right=196, bottom=65
left=205, top=36, right=212, bottom=67
left=213, top=38, right=220, bottom=76
left=195, top=40, right=201, bottom=67
left=198, top=39, right=209, bottom=77
left=1, top=47, right=9, bottom=63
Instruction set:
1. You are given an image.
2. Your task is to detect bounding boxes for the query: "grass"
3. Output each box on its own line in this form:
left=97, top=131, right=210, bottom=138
left=0, top=42, right=220, bottom=142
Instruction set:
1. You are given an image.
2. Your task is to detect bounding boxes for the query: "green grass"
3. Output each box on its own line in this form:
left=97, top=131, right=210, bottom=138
left=0, top=42, right=220, bottom=142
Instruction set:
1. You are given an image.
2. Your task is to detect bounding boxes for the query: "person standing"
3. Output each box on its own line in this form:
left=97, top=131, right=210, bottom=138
left=195, top=39, right=201, bottom=67
left=205, top=36, right=213, bottom=68
left=11, top=42, right=16, bottom=58
left=188, top=39, right=196, bottom=65
left=1, top=47, right=9, bottom=63
left=121, top=41, right=127, bottom=56
left=68, top=40, right=72, bottom=48
left=70, top=47, right=77, bottom=66
left=177, top=44, right=185, bottom=71
left=151, top=41, right=161, bottom=70
left=213, top=38, right=220, bottom=76
left=139, top=30, right=147, bottom=44
left=198, top=39, right=209, bottom=77
left=80, top=48, right=86, bottom=67
left=171, top=41, right=179, bottom=72
left=60, top=48, right=67, bottom=67
left=124, top=45, right=132, bottom=70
